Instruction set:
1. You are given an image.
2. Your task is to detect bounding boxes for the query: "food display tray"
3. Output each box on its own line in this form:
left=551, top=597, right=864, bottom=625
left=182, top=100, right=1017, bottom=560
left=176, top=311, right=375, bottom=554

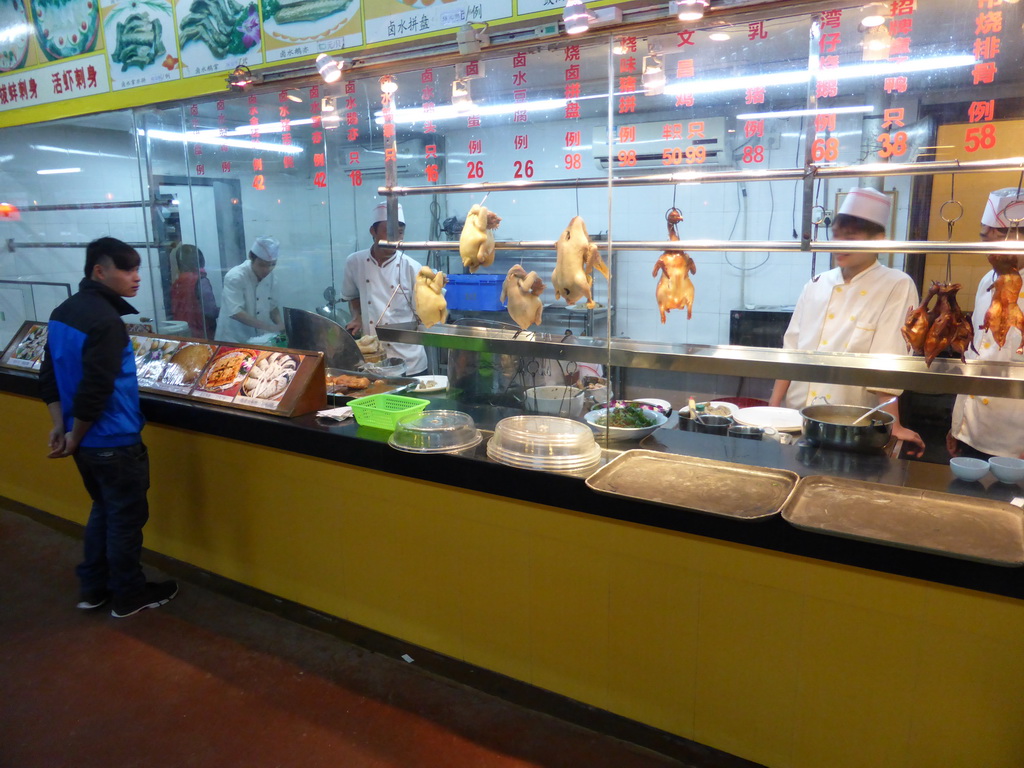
left=584, top=450, right=799, bottom=521
left=325, top=368, right=416, bottom=400
left=782, top=476, right=1024, bottom=567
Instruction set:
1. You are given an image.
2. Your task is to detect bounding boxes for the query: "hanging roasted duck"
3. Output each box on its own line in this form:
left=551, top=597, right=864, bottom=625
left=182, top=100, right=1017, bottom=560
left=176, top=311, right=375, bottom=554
left=922, top=283, right=974, bottom=365
left=902, top=282, right=938, bottom=355
left=980, top=252, right=1024, bottom=354
left=653, top=208, right=697, bottom=322
left=552, top=216, right=610, bottom=308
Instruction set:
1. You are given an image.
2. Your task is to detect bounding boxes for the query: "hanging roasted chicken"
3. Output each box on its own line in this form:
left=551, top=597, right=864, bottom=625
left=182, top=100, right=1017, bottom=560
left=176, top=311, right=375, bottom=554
left=903, top=281, right=975, bottom=365
left=552, top=216, right=610, bottom=308
left=501, top=265, right=545, bottom=330
left=980, top=252, right=1024, bottom=353
left=653, top=208, right=697, bottom=322
left=459, top=204, right=502, bottom=273
left=414, top=266, right=448, bottom=328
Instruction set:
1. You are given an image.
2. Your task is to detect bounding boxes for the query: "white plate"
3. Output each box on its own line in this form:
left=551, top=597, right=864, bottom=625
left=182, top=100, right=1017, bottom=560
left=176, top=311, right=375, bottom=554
left=413, top=375, right=448, bottom=393
left=678, top=401, right=739, bottom=418
left=734, top=406, right=804, bottom=432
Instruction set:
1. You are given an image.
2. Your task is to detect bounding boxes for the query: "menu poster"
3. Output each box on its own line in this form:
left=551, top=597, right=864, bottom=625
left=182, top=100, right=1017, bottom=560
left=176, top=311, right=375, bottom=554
left=3, top=322, right=48, bottom=369
left=100, top=0, right=180, bottom=91
left=233, top=350, right=301, bottom=408
left=0, top=0, right=31, bottom=73
left=132, top=336, right=181, bottom=385
left=155, top=341, right=215, bottom=394
left=192, top=345, right=258, bottom=402
left=262, top=0, right=362, bottom=63
left=362, top=0, right=511, bottom=44
left=175, top=0, right=263, bottom=78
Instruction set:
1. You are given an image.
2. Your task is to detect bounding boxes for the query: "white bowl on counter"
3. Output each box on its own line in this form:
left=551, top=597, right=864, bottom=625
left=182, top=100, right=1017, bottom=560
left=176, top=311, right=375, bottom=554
left=949, top=457, right=989, bottom=482
left=584, top=407, right=669, bottom=441
left=988, top=457, right=1024, bottom=484
left=524, top=386, right=585, bottom=417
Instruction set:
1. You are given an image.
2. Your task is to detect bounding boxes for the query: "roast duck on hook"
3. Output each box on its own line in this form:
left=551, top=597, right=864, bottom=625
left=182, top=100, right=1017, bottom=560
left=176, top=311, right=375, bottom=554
left=902, top=281, right=976, bottom=366
left=980, top=252, right=1024, bottom=354
left=653, top=207, right=697, bottom=322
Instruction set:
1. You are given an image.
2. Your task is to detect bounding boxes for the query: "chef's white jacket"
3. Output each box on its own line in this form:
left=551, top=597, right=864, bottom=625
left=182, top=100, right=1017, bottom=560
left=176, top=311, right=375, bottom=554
left=950, top=270, right=1024, bottom=457
left=782, top=261, right=919, bottom=410
left=215, top=260, right=279, bottom=344
left=340, top=248, right=428, bottom=374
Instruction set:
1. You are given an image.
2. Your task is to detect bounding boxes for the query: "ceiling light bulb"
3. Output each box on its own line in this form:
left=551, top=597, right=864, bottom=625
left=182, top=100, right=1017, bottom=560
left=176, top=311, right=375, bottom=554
left=563, top=0, right=592, bottom=35
left=316, top=53, right=342, bottom=84
left=612, top=37, right=628, bottom=55
left=284, top=90, right=303, bottom=103
left=226, top=65, right=255, bottom=91
left=709, top=31, right=730, bottom=41
left=860, top=14, right=885, bottom=27
left=671, top=0, right=709, bottom=22
left=380, top=75, right=398, bottom=95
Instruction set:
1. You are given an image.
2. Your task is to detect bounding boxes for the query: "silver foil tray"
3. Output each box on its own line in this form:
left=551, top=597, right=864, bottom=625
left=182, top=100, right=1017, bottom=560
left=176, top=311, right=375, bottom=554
left=782, top=475, right=1024, bottom=567
left=585, top=449, right=799, bottom=521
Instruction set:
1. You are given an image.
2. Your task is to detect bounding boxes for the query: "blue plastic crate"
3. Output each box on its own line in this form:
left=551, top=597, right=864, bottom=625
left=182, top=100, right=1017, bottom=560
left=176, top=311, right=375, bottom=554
left=445, top=274, right=506, bottom=311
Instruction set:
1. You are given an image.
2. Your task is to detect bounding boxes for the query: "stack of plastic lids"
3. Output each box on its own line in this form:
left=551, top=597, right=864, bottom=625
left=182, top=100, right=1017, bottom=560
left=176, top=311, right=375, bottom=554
left=388, top=409, right=482, bottom=454
left=486, top=415, right=602, bottom=472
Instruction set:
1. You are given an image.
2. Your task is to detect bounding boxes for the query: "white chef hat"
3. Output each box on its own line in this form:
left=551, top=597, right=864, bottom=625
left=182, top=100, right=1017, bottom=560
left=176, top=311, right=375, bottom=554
left=838, top=187, right=891, bottom=229
left=250, top=236, right=280, bottom=262
left=371, top=201, right=405, bottom=225
left=981, top=188, right=1024, bottom=228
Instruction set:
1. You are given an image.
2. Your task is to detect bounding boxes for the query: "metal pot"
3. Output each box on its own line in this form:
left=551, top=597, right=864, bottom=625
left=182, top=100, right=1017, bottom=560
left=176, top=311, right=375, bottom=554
left=800, top=404, right=894, bottom=453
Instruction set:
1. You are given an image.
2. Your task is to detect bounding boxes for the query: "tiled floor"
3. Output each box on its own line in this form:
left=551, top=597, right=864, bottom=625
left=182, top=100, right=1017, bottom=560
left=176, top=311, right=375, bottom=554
left=0, top=504, right=716, bottom=768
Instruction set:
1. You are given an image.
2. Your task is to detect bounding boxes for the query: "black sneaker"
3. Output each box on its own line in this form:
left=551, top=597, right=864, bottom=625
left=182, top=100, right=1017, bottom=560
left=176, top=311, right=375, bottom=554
left=76, top=589, right=110, bottom=610
left=111, top=581, right=178, bottom=618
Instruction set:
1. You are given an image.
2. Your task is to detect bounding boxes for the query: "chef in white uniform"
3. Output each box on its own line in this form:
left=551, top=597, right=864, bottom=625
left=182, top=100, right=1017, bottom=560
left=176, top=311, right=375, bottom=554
left=770, top=187, right=925, bottom=455
left=948, top=187, right=1024, bottom=459
left=340, top=202, right=428, bottom=375
left=215, top=236, right=283, bottom=343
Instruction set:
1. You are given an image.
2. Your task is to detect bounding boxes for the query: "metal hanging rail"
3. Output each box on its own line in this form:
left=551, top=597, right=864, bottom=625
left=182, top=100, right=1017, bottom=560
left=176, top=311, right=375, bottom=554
left=375, top=322, right=1024, bottom=400
left=380, top=239, right=1024, bottom=256
left=379, top=157, right=1024, bottom=198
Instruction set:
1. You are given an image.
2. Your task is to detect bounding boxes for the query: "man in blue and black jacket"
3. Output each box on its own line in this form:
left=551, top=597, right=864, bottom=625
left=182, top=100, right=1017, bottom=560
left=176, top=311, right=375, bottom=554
left=40, top=237, right=178, bottom=618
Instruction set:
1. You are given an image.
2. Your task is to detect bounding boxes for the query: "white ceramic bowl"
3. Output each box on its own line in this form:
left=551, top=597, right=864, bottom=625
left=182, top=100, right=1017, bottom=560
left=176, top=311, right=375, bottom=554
left=949, top=457, right=989, bottom=482
left=988, top=456, right=1024, bottom=483
left=524, top=386, right=585, bottom=417
left=584, top=407, right=669, bottom=441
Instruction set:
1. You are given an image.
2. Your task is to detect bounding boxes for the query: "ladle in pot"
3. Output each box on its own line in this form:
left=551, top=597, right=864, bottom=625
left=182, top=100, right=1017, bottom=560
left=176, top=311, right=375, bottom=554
left=851, top=396, right=898, bottom=425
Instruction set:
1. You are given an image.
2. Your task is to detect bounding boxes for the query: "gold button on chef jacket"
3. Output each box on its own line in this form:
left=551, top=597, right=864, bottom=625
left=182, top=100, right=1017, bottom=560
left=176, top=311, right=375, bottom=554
left=782, top=262, right=919, bottom=410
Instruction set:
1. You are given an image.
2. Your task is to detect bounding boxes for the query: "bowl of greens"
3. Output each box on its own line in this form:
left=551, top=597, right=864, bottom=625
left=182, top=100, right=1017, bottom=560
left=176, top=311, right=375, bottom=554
left=584, top=403, right=669, bottom=441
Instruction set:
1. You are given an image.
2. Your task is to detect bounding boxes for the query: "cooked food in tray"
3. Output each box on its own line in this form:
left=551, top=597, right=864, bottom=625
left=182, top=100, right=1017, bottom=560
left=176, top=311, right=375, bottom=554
left=160, top=343, right=214, bottom=386
left=326, top=373, right=370, bottom=391
left=240, top=352, right=299, bottom=401
left=552, top=216, right=610, bottom=309
left=459, top=203, right=502, bottom=273
left=134, top=337, right=180, bottom=380
left=654, top=208, right=697, bottom=322
left=198, top=348, right=257, bottom=391
left=12, top=324, right=47, bottom=362
left=356, top=334, right=384, bottom=362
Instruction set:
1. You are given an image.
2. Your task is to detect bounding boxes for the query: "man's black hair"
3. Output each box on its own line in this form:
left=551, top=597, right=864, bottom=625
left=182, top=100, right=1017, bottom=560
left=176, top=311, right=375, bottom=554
left=85, top=237, right=141, bottom=278
left=833, top=213, right=885, bottom=238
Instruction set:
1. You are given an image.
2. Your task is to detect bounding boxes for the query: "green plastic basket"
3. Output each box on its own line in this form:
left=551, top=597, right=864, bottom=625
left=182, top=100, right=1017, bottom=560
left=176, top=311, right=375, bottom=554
left=349, top=393, right=430, bottom=431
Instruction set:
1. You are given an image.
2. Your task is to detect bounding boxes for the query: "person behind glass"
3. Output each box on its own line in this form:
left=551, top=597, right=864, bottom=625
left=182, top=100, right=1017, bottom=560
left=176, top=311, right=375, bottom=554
left=947, top=187, right=1024, bottom=459
left=215, top=236, right=283, bottom=343
left=769, top=187, right=926, bottom=455
left=340, top=202, right=428, bottom=376
left=39, top=237, right=178, bottom=618
left=170, top=243, right=218, bottom=338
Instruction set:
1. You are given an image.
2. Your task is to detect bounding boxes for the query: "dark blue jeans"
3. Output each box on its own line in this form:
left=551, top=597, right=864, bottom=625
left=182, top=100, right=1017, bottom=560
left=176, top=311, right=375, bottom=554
left=73, top=442, right=150, bottom=598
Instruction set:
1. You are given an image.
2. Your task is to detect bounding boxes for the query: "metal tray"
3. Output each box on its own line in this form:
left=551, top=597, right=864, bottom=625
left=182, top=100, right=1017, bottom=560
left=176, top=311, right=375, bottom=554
left=325, top=368, right=416, bottom=401
left=782, top=476, right=1024, bottom=567
left=584, top=449, right=799, bottom=521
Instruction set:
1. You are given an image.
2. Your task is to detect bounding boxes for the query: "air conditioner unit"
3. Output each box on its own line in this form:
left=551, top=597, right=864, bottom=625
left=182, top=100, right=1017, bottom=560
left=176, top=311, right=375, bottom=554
left=592, top=117, right=732, bottom=170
